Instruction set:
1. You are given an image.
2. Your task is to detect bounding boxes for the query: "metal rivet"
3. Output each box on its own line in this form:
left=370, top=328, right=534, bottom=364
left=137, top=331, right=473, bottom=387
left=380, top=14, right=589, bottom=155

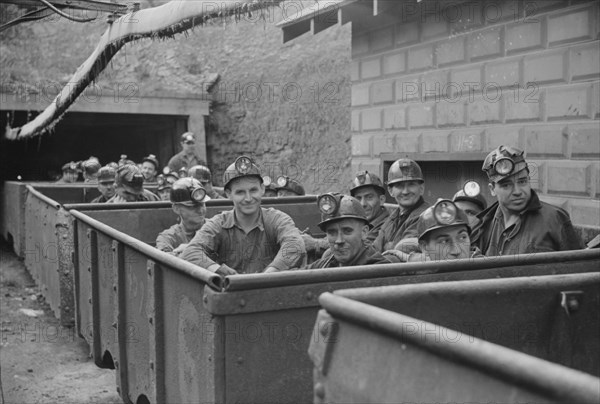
left=314, top=382, right=325, bottom=399
left=319, top=321, right=329, bottom=337
left=567, top=298, right=579, bottom=311
left=306, top=291, right=314, bottom=300
left=239, top=299, right=246, bottom=307
left=236, top=356, right=243, bottom=364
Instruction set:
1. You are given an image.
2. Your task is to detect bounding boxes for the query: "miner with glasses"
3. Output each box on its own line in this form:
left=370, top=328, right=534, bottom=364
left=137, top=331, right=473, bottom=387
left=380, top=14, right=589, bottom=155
left=180, top=156, right=306, bottom=275
left=167, top=132, right=205, bottom=173
left=306, top=193, right=395, bottom=269
left=156, top=177, right=209, bottom=255
left=471, top=145, right=583, bottom=255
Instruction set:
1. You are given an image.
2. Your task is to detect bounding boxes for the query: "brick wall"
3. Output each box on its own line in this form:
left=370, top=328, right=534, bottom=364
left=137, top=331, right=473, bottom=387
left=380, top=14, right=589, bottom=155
left=350, top=0, right=600, bottom=228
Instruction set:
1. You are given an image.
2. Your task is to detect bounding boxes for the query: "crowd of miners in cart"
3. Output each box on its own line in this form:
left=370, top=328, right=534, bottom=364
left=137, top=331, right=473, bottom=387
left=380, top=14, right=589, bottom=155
left=54, top=128, right=590, bottom=274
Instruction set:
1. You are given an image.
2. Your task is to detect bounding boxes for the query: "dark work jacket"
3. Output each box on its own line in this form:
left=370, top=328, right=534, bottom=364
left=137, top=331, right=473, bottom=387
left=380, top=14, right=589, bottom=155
left=470, top=190, right=584, bottom=256
left=373, top=197, right=429, bottom=252
left=366, top=207, right=390, bottom=245
left=307, top=245, right=394, bottom=269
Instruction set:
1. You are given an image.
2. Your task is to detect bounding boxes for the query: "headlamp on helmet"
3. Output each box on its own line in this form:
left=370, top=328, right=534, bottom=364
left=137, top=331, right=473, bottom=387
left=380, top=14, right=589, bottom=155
left=433, top=200, right=458, bottom=225
left=318, top=193, right=339, bottom=215
left=463, top=180, right=481, bottom=197
left=235, top=156, right=253, bottom=174
left=494, top=157, right=514, bottom=176
left=263, top=176, right=272, bottom=186
left=191, top=187, right=207, bottom=203
left=178, top=167, right=188, bottom=178
left=277, top=176, right=289, bottom=188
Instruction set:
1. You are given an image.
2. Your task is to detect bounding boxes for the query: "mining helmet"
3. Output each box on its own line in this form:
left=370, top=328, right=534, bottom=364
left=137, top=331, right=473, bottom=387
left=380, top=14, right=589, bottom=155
left=482, top=145, right=527, bottom=183
left=223, top=156, right=263, bottom=189
left=118, top=154, right=135, bottom=167
left=452, top=180, right=487, bottom=211
left=178, top=167, right=188, bottom=178
left=417, top=199, right=470, bottom=241
left=275, top=176, right=305, bottom=196
left=142, top=154, right=159, bottom=170
left=115, top=164, right=144, bottom=193
left=82, top=158, right=101, bottom=176
left=62, top=161, right=79, bottom=173
left=189, top=165, right=212, bottom=183
left=97, top=166, right=116, bottom=183
left=181, top=132, right=195, bottom=143
left=387, top=159, right=424, bottom=186
left=170, top=177, right=210, bottom=206
left=317, top=193, right=370, bottom=231
left=157, top=169, right=179, bottom=191
left=350, top=171, right=385, bottom=196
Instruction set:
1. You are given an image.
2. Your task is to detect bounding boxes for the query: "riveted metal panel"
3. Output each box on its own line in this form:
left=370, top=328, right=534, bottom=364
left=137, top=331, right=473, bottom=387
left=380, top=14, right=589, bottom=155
left=312, top=273, right=600, bottom=403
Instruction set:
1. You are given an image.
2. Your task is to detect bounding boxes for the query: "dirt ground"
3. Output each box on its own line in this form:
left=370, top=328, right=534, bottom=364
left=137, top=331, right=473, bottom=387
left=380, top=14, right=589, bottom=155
left=0, top=240, right=123, bottom=404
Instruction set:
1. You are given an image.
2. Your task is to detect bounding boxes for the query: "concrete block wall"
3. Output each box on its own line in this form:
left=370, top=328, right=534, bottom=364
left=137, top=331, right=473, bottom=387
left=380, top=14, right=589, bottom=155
left=350, top=0, right=600, bottom=228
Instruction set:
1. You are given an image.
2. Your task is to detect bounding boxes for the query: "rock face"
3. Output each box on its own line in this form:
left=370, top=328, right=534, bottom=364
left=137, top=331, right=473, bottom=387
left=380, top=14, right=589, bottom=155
left=1, top=1, right=352, bottom=193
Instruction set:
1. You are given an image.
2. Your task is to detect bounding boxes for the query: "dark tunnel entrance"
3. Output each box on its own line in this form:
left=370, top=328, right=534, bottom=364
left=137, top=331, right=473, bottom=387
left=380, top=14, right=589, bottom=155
left=1, top=110, right=188, bottom=181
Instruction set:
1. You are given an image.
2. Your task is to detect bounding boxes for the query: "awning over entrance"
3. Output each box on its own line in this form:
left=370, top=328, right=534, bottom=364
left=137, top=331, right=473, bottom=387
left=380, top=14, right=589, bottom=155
left=277, top=0, right=394, bottom=43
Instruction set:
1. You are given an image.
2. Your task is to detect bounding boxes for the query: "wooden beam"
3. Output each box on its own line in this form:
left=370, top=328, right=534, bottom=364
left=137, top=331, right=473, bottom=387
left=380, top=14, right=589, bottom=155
left=4, top=0, right=282, bottom=140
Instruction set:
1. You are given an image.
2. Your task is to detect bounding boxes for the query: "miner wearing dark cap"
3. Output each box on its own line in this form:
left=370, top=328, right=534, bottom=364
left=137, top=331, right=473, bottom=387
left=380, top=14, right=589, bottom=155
left=471, top=145, right=583, bottom=255
left=350, top=171, right=389, bottom=244
left=107, top=164, right=160, bottom=203
left=82, top=157, right=101, bottom=183
left=306, top=194, right=395, bottom=269
left=275, top=176, right=305, bottom=197
left=180, top=156, right=306, bottom=275
left=141, top=154, right=159, bottom=183
left=372, top=159, right=430, bottom=253
left=188, top=165, right=225, bottom=199
left=156, top=178, right=209, bottom=254
left=57, top=161, right=80, bottom=183
left=167, top=132, right=205, bottom=173
left=90, top=166, right=116, bottom=203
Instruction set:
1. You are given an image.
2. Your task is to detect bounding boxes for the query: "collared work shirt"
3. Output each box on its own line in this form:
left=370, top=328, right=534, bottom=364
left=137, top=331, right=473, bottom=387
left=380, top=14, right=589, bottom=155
left=156, top=222, right=202, bottom=253
left=180, top=208, right=306, bottom=274
left=90, top=194, right=110, bottom=203
left=167, top=152, right=203, bottom=173
left=373, top=198, right=429, bottom=252
left=471, top=190, right=584, bottom=256
left=307, top=245, right=394, bottom=269
left=366, top=207, right=390, bottom=245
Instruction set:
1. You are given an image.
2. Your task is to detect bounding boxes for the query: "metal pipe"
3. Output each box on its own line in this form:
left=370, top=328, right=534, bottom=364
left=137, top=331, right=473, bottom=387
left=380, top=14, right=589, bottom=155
left=25, top=185, right=61, bottom=209
left=224, top=248, right=600, bottom=291
left=69, top=209, right=222, bottom=291
left=318, top=291, right=600, bottom=404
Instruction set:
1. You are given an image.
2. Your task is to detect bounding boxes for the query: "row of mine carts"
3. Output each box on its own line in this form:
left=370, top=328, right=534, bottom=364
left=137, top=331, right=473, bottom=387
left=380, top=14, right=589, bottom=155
left=1, top=181, right=598, bottom=404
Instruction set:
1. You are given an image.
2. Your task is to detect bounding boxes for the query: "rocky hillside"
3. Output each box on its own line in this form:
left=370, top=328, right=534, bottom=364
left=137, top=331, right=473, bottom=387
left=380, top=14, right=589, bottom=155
left=1, top=1, right=352, bottom=193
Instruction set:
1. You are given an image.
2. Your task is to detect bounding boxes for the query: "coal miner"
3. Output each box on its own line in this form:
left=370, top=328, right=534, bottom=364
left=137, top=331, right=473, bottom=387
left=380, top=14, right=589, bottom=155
left=180, top=156, right=305, bottom=275
left=106, top=164, right=160, bottom=203
left=452, top=180, right=487, bottom=229
left=90, top=166, right=116, bottom=203
left=350, top=171, right=389, bottom=244
left=372, top=159, right=429, bottom=252
left=156, top=169, right=179, bottom=201
left=141, top=154, right=160, bottom=183
left=307, top=193, right=395, bottom=269
left=167, top=132, right=205, bottom=173
left=471, top=145, right=583, bottom=255
left=275, top=176, right=305, bottom=197
left=156, top=178, right=209, bottom=255
left=56, top=161, right=79, bottom=183
left=188, top=164, right=225, bottom=199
